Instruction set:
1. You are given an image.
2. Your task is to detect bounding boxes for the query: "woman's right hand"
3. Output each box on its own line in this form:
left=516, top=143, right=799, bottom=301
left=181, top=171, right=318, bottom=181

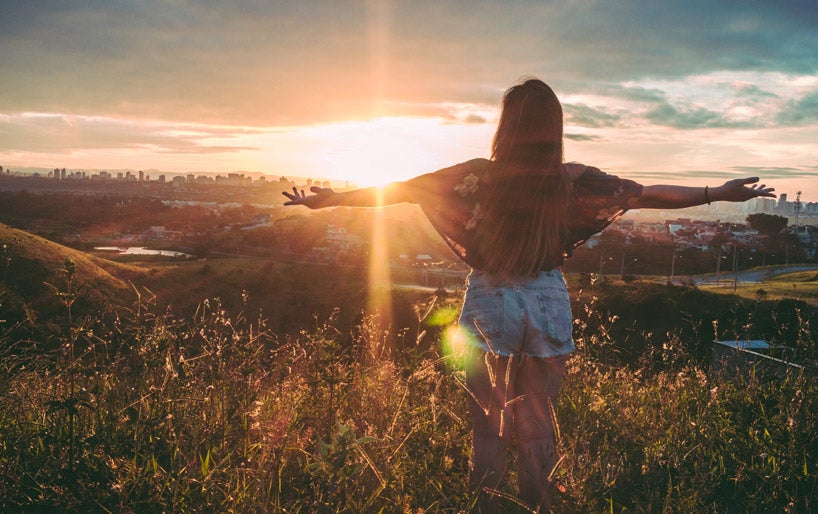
left=714, top=177, right=776, bottom=202
left=282, top=186, right=337, bottom=209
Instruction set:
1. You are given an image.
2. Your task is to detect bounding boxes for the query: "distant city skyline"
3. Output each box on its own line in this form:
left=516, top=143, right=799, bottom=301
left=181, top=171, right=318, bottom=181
left=2, top=163, right=817, bottom=210
left=1, top=1, right=817, bottom=196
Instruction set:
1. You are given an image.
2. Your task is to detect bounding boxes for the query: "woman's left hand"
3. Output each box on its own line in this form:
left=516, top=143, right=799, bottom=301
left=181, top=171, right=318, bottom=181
left=715, top=177, right=776, bottom=202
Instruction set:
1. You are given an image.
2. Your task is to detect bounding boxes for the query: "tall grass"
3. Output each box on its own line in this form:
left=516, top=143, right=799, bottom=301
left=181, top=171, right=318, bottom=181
left=0, top=261, right=816, bottom=512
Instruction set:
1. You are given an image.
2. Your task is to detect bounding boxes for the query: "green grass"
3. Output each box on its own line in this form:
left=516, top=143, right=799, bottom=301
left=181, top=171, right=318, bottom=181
left=701, top=269, right=818, bottom=305
left=0, top=223, right=145, bottom=283
left=0, top=223, right=146, bottom=318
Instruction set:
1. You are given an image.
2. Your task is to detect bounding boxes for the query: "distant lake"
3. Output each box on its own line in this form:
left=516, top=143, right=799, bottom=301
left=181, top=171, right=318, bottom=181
left=94, top=246, right=193, bottom=258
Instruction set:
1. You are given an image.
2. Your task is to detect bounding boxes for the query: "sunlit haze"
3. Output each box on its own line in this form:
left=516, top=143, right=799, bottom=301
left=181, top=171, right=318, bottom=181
left=1, top=1, right=817, bottom=197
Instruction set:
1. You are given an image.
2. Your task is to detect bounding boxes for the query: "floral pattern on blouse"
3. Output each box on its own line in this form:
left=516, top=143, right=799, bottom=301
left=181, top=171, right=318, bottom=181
left=465, top=202, right=484, bottom=230
left=454, top=173, right=480, bottom=197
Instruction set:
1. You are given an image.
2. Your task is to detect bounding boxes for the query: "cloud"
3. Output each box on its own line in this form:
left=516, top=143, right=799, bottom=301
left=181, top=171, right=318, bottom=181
left=625, top=166, right=818, bottom=182
left=463, top=113, right=488, bottom=124
left=384, top=100, right=494, bottom=124
left=598, top=85, right=667, bottom=104
left=775, top=90, right=818, bottom=126
left=1, top=1, right=817, bottom=126
left=729, top=165, right=818, bottom=178
left=621, top=166, right=818, bottom=186
left=563, top=103, right=621, bottom=128
left=734, top=84, right=779, bottom=99
left=645, top=102, right=755, bottom=129
left=622, top=170, right=745, bottom=181
left=0, top=113, right=259, bottom=155
left=565, top=133, right=602, bottom=142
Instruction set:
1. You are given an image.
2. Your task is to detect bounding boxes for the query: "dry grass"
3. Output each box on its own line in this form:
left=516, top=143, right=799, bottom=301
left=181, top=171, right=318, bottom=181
left=0, top=261, right=816, bottom=512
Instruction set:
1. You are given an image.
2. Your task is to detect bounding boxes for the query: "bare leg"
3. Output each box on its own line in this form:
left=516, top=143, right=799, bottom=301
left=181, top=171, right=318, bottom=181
left=465, top=348, right=517, bottom=512
left=513, top=354, right=568, bottom=511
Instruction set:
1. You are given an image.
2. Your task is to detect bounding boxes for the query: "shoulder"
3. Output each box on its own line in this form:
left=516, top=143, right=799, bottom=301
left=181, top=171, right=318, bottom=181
left=440, top=158, right=492, bottom=177
left=563, top=162, right=608, bottom=183
left=563, top=162, right=590, bottom=182
left=565, top=162, right=638, bottom=195
left=405, top=158, right=491, bottom=188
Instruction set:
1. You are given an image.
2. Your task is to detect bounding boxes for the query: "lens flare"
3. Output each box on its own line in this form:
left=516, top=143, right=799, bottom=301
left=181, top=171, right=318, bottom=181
left=441, top=325, right=476, bottom=370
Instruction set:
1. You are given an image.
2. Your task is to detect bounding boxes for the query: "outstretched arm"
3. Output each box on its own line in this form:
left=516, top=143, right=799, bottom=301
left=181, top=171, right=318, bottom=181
left=282, top=182, right=413, bottom=209
left=629, top=177, right=775, bottom=209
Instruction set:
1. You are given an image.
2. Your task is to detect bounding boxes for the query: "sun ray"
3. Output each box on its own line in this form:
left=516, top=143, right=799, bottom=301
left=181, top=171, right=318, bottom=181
left=363, top=0, right=394, bottom=342
left=366, top=186, right=393, bottom=343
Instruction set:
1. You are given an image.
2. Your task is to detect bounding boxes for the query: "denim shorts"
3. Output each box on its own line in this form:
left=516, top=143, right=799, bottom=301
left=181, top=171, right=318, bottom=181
left=458, top=268, right=575, bottom=358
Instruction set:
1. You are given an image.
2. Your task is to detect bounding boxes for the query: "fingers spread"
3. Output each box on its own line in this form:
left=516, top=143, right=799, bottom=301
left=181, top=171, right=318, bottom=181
left=282, top=189, right=302, bottom=205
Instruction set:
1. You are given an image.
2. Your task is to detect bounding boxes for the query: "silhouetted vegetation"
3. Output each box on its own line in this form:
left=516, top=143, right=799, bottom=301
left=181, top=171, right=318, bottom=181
left=747, top=213, right=788, bottom=237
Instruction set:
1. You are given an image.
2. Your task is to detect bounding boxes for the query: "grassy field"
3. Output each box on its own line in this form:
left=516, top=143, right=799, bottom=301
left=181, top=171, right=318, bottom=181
left=701, top=268, right=818, bottom=305
left=2, top=232, right=817, bottom=512
left=1, top=275, right=815, bottom=512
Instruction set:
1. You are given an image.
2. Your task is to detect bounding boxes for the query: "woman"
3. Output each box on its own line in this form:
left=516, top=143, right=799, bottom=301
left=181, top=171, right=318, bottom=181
left=283, top=78, right=775, bottom=511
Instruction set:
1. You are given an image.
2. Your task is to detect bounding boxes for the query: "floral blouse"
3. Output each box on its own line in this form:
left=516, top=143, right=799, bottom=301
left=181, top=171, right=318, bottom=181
left=403, top=158, right=643, bottom=270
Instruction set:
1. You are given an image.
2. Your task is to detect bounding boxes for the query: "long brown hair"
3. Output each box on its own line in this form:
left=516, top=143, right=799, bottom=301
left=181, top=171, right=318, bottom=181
left=476, top=78, right=569, bottom=277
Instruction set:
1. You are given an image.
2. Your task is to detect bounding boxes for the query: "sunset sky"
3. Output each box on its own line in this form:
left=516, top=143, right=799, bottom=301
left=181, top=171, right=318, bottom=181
left=1, top=1, right=817, bottom=198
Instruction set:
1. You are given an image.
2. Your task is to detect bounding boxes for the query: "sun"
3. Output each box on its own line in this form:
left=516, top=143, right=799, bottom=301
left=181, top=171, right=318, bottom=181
left=262, top=114, right=494, bottom=190
left=309, top=117, right=457, bottom=187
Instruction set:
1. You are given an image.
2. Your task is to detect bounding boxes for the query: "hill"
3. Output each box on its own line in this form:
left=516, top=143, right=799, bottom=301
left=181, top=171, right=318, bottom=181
left=0, top=220, right=437, bottom=336
left=0, top=223, right=146, bottom=320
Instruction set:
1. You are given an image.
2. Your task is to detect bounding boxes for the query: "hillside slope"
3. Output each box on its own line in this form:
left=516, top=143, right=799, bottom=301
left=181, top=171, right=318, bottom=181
left=0, top=223, right=147, bottom=319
